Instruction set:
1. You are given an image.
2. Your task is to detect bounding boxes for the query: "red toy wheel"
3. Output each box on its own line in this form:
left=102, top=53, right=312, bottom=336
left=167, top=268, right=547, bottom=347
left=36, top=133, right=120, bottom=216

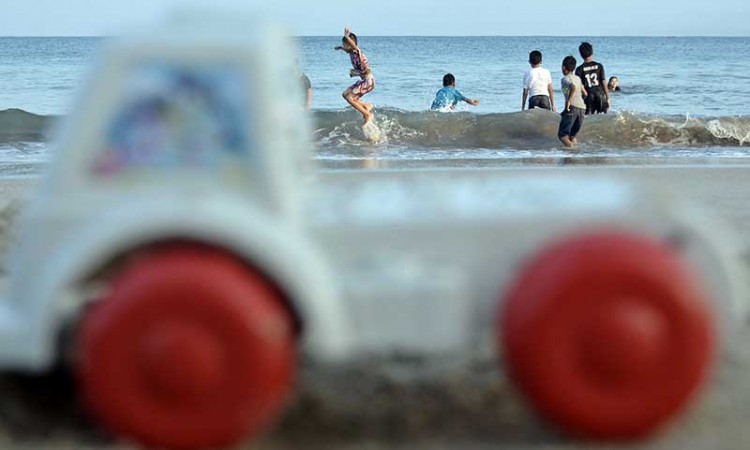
left=77, top=244, right=296, bottom=449
left=500, top=231, right=716, bottom=440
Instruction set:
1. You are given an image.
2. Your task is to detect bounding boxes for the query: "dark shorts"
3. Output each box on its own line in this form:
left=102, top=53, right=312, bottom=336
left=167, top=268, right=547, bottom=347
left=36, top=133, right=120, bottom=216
left=584, top=90, right=609, bottom=115
left=528, top=95, right=552, bottom=110
left=558, top=107, right=585, bottom=140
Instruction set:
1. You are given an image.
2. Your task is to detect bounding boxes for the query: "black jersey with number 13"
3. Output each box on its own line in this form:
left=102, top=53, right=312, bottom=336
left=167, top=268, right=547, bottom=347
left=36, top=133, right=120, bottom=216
left=575, top=61, right=606, bottom=93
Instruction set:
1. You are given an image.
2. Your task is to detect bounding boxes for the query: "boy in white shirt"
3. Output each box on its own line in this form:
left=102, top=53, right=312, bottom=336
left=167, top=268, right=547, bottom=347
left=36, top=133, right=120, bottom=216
left=522, top=50, right=556, bottom=112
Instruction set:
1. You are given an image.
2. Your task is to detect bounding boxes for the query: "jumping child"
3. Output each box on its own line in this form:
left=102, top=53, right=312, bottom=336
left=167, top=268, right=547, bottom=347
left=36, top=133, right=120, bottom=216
left=335, top=28, right=375, bottom=125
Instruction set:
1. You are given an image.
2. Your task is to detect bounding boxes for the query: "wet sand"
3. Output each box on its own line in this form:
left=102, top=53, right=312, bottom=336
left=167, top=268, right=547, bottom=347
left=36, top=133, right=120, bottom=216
left=0, top=161, right=748, bottom=449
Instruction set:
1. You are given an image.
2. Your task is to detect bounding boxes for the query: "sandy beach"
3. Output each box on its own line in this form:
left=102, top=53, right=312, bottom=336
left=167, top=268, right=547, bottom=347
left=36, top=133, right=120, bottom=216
left=0, top=162, right=748, bottom=449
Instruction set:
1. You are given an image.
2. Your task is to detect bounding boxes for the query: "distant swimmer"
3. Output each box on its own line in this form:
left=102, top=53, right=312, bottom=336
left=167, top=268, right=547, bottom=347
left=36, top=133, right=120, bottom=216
left=608, top=76, right=621, bottom=92
left=559, top=56, right=588, bottom=148
left=575, top=42, right=610, bottom=115
left=335, top=27, right=376, bottom=126
left=296, top=59, right=312, bottom=111
left=522, top=50, right=556, bottom=112
left=430, top=73, right=480, bottom=111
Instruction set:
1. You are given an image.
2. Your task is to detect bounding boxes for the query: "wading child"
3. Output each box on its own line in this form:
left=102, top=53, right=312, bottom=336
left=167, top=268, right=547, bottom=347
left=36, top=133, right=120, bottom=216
left=335, top=28, right=375, bottom=125
left=559, top=56, right=588, bottom=148
left=522, top=50, right=555, bottom=111
left=575, top=42, right=610, bottom=114
left=608, top=76, right=621, bottom=92
left=296, top=59, right=312, bottom=111
left=430, top=73, right=480, bottom=111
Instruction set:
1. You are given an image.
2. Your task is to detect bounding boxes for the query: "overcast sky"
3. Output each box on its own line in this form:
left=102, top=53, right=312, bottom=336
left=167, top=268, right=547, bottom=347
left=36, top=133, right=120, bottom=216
left=2, top=0, right=749, bottom=36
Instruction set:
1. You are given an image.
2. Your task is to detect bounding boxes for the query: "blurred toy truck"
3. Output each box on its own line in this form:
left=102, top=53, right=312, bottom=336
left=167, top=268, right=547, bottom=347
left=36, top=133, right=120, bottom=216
left=0, top=13, right=745, bottom=450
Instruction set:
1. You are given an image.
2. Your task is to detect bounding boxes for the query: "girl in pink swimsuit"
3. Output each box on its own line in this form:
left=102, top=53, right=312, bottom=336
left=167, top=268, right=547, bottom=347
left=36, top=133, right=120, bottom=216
left=335, top=28, right=375, bottom=125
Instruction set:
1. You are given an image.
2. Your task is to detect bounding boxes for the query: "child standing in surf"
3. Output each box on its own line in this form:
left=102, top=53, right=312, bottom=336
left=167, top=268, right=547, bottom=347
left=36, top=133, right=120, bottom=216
left=575, top=42, right=610, bottom=115
left=335, top=28, right=375, bottom=126
left=559, top=56, right=588, bottom=148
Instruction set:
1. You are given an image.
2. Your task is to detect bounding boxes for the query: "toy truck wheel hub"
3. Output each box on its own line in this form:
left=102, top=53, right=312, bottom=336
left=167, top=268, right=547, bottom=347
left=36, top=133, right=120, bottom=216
left=500, top=231, right=716, bottom=439
left=139, top=321, right=226, bottom=401
left=576, top=297, right=669, bottom=384
left=77, top=244, right=297, bottom=449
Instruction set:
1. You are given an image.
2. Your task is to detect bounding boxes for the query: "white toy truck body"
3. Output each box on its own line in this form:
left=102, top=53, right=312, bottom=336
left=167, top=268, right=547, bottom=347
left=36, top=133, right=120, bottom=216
left=0, top=14, right=743, bottom=450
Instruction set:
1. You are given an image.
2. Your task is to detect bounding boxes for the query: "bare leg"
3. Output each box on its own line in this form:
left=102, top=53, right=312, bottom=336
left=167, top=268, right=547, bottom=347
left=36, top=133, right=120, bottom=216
left=571, top=137, right=579, bottom=145
left=343, top=91, right=374, bottom=125
left=561, top=136, right=575, bottom=148
left=351, top=98, right=374, bottom=125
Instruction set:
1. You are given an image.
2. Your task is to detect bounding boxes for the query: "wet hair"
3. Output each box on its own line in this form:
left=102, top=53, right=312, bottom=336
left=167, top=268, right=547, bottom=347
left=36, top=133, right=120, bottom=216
left=343, top=33, right=358, bottom=46
left=579, top=42, right=594, bottom=59
left=609, top=76, right=618, bottom=84
left=562, top=56, right=577, bottom=72
left=443, top=73, right=455, bottom=87
left=529, top=50, right=542, bottom=66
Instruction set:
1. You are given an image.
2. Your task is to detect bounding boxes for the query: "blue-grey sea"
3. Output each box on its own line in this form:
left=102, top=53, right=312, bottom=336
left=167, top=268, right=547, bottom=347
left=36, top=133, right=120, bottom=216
left=1, top=36, right=750, bottom=173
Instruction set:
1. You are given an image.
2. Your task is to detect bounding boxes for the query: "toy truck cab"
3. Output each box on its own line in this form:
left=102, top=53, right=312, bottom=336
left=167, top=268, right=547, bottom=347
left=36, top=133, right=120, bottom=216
left=0, top=17, right=350, bottom=449
left=0, top=13, right=745, bottom=450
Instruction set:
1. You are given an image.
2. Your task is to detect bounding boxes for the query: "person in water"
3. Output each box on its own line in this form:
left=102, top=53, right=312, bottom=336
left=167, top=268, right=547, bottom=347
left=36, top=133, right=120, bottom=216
left=608, top=76, right=621, bottom=92
left=522, top=50, right=556, bottom=111
left=296, top=59, right=312, bottom=111
left=430, top=73, right=480, bottom=111
left=575, top=42, right=610, bottom=115
left=335, top=27, right=375, bottom=125
left=559, top=55, right=588, bottom=148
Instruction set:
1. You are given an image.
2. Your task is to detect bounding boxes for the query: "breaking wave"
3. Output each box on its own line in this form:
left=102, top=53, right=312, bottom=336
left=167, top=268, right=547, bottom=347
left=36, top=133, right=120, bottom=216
left=3, top=107, right=750, bottom=151
left=313, top=108, right=750, bottom=150
left=0, top=109, right=55, bottom=142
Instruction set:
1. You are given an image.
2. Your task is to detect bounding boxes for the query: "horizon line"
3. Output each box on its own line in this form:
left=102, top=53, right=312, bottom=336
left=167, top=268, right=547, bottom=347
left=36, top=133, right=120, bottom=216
left=0, top=34, right=748, bottom=38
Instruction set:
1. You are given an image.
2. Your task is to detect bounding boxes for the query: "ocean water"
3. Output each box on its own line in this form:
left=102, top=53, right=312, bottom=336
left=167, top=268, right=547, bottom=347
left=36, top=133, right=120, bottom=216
left=1, top=36, right=750, bottom=173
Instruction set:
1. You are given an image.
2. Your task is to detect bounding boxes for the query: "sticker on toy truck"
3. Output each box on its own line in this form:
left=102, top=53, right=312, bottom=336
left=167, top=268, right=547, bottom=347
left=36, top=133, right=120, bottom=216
left=93, top=63, right=250, bottom=175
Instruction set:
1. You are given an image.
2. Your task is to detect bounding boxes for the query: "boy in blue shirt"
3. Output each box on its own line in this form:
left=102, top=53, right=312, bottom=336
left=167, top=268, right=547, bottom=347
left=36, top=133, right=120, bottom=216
left=431, top=73, right=480, bottom=111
